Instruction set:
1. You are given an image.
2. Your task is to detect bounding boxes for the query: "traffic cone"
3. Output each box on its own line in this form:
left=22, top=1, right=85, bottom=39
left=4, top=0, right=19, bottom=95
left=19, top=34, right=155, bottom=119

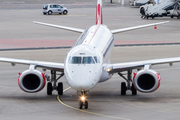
left=154, top=24, right=157, bottom=29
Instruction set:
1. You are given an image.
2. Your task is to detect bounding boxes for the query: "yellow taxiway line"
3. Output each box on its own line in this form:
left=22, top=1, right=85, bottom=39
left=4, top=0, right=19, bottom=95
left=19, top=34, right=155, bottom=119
left=57, top=66, right=180, bottom=120
left=57, top=87, right=131, bottom=120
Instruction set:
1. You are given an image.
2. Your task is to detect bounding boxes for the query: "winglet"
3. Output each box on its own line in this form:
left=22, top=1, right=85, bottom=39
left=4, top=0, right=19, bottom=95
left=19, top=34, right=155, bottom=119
left=96, top=0, right=103, bottom=25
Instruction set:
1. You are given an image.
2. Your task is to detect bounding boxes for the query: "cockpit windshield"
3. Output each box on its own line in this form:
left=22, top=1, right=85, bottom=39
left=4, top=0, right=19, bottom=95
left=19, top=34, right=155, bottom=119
left=71, top=57, right=81, bottom=64
left=70, top=56, right=99, bottom=64
left=82, top=57, right=95, bottom=64
left=93, top=56, right=100, bottom=63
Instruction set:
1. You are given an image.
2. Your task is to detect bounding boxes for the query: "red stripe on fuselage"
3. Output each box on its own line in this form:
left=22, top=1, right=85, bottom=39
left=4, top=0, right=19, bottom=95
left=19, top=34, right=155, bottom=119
left=96, top=4, right=102, bottom=25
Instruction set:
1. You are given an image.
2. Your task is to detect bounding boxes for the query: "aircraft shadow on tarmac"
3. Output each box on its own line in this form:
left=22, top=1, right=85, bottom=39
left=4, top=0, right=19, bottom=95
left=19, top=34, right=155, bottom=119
left=60, top=89, right=180, bottom=104
left=0, top=93, right=56, bottom=102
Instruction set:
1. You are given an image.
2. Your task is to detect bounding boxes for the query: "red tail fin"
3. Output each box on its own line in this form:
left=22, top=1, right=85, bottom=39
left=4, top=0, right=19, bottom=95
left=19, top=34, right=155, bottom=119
left=96, top=0, right=102, bottom=25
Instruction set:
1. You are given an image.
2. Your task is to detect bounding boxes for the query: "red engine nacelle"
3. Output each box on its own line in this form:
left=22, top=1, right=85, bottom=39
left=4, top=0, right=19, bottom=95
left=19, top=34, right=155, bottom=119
left=133, top=69, right=161, bottom=93
left=18, top=69, right=46, bottom=93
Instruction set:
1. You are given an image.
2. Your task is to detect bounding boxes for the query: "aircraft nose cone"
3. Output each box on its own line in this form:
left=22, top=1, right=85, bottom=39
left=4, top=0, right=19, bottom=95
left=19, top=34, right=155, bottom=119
left=73, top=69, right=95, bottom=88
left=64, top=45, right=102, bottom=91
left=65, top=64, right=100, bottom=91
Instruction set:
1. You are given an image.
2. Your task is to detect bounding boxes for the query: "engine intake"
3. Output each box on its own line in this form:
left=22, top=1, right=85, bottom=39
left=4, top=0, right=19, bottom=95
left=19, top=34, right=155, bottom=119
left=133, top=69, right=161, bottom=93
left=18, top=69, right=46, bottom=93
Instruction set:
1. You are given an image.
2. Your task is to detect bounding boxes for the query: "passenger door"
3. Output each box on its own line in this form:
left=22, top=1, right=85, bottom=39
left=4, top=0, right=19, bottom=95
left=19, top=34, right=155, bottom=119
left=50, top=5, right=57, bottom=13
left=56, top=5, right=62, bottom=13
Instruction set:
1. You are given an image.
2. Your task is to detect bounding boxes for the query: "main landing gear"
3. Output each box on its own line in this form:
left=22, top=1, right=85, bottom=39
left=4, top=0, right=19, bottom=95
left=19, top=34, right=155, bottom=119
left=79, top=91, right=88, bottom=109
left=118, top=70, right=137, bottom=95
left=47, top=70, right=64, bottom=95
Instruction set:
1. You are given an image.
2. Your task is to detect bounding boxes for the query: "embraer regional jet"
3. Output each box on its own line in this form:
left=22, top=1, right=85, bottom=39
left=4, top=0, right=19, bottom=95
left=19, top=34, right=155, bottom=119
left=0, top=0, right=179, bottom=109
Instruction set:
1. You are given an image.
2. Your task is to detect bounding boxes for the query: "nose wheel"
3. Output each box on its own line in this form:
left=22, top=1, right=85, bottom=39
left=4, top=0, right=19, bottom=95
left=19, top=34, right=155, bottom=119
left=79, top=100, right=88, bottom=109
left=79, top=91, right=88, bottom=109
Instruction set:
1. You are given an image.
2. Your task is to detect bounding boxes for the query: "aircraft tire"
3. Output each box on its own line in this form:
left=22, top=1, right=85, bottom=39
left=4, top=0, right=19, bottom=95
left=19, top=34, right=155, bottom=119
left=47, top=82, right=52, bottom=95
left=85, top=101, right=88, bottom=109
left=57, top=82, right=63, bottom=95
left=121, top=82, right=126, bottom=95
left=79, top=101, right=83, bottom=109
left=131, top=83, right=137, bottom=95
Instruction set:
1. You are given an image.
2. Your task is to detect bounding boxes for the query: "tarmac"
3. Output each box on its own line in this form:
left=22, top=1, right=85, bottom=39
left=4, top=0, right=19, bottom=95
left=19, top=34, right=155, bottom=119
left=0, top=0, right=180, bottom=50
left=0, top=0, right=180, bottom=120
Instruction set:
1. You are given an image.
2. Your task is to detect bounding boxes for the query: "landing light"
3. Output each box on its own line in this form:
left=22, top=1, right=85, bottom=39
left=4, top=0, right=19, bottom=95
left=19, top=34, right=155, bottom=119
left=107, top=68, right=111, bottom=72
left=80, top=96, right=86, bottom=101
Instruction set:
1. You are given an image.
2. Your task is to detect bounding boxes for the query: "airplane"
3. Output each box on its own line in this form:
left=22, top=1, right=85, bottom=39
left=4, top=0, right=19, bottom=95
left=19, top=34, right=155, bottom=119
left=0, top=0, right=179, bottom=109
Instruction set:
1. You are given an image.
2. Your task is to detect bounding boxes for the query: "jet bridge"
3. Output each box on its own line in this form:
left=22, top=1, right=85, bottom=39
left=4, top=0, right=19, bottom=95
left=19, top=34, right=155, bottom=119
left=141, top=0, right=180, bottom=19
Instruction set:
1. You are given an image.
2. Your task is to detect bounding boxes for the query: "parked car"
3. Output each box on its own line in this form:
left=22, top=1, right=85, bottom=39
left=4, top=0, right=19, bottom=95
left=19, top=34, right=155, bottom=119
left=43, top=4, right=68, bottom=15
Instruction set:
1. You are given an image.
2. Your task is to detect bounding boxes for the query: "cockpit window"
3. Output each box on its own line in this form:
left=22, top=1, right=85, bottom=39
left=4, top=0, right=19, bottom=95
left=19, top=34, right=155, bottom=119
left=94, top=56, right=100, bottom=63
left=68, top=56, right=71, bottom=62
left=82, top=57, right=95, bottom=64
left=70, top=56, right=99, bottom=64
left=71, top=57, right=81, bottom=64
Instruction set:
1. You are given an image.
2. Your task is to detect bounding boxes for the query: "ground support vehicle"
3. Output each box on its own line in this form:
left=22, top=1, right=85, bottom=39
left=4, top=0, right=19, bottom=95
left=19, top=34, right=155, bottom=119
left=141, top=0, right=180, bottom=19
left=129, top=0, right=149, bottom=6
left=169, top=2, right=180, bottom=19
left=43, top=4, right=68, bottom=15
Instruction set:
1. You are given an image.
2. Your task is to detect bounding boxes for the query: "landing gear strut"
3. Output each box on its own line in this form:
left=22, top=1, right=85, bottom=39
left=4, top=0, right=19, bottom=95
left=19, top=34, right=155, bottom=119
left=47, top=70, right=64, bottom=95
left=79, top=91, right=88, bottom=109
left=118, top=70, right=137, bottom=95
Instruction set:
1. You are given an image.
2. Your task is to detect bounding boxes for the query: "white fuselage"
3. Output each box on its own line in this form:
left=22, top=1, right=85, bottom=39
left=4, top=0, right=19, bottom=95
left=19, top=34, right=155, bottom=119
left=64, top=24, right=114, bottom=91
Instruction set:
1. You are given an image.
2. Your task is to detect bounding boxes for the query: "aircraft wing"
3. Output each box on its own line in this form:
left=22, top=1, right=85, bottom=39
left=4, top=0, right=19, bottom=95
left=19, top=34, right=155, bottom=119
left=108, top=57, right=180, bottom=73
left=111, top=21, right=169, bottom=34
left=0, top=57, right=64, bottom=72
left=33, top=21, right=84, bottom=33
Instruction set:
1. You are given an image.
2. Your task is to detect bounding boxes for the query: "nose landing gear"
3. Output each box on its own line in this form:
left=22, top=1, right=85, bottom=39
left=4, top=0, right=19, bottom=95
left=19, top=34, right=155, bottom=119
left=79, top=91, right=88, bottom=109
